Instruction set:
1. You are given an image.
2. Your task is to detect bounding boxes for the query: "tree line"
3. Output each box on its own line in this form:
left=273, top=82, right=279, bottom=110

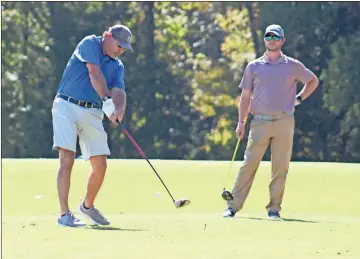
left=2, top=2, right=360, bottom=162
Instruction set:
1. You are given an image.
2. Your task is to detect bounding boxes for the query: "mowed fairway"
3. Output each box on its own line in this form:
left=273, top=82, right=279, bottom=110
left=2, top=159, right=360, bottom=259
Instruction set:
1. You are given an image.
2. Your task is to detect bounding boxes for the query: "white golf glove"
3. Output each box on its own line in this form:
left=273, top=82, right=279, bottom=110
left=102, top=97, right=115, bottom=118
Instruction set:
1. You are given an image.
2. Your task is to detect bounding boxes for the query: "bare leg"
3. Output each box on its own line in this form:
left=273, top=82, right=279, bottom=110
left=83, top=155, right=107, bottom=208
left=57, top=148, right=75, bottom=215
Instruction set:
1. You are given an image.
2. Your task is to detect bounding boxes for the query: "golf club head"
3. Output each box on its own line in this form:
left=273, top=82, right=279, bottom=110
left=221, top=189, right=234, bottom=201
left=174, top=199, right=191, bottom=208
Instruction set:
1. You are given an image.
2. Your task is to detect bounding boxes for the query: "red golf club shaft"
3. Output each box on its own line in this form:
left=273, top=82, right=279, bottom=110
left=119, top=123, right=176, bottom=203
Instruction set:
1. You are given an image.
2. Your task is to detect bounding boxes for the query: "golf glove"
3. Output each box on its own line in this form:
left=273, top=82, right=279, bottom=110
left=102, top=97, right=115, bottom=118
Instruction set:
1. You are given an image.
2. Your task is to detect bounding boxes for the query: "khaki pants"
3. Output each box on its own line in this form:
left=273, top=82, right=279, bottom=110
left=227, top=114, right=295, bottom=213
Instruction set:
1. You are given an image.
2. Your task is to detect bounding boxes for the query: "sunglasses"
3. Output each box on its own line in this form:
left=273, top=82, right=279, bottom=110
left=117, top=44, right=127, bottom=52
left=264, top=35, right=282, bottom=41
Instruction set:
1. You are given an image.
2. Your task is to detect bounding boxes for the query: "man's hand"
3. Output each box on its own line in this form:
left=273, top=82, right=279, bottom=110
left=102, top=98, right=115, bottom=119
left=236, top=121, right=246, bottom=140
left=109, top=108, right=125, bottom=124
left=110, top=88, right=126, bottom=125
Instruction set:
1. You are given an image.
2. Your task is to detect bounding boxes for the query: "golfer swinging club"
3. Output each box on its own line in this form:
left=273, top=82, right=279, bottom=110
left=223, top=24, right=319, bottom=219
left=52, top=24, right=133, bottom=227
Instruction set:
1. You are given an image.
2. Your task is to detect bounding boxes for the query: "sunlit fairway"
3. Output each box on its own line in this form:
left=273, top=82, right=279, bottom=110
left=2, top=159, right=360, bottom=259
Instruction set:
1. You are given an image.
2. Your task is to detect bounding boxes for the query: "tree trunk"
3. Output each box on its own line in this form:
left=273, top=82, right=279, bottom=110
left=246, top=2, right=261, bottom=58
left=140, top=2, right=156, bottom=60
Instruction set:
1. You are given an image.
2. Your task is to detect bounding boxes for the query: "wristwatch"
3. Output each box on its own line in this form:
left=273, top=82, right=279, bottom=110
left=296, top=95, right=303, bottom=104
left=102, top=96, right=111, bottom=102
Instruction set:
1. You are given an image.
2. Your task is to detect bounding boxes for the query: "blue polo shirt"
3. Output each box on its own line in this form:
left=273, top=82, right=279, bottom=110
left=56, top=35, right=125, bottom=104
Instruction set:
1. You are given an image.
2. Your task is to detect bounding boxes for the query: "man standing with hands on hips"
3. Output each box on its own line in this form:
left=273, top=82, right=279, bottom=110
left=223, top=24, right=319, bottom=219
left=52, top=24, right=133, bottom=227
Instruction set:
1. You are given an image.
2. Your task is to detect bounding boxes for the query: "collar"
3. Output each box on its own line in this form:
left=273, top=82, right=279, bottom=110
left=262, top=51, right=287, bottom=64
left=99, top=36, right=115, bottom=60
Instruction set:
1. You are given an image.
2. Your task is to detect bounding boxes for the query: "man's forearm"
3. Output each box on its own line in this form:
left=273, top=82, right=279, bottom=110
left=111, top=88, right=126, bottom=110
left=298, top=77, right=319, bottom=101
left=238, top=94, right=251, bottom=123
left=89, top=70, right=111, bottom=100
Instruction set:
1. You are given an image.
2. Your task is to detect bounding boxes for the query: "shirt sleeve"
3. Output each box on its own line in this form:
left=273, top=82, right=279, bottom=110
left=239, top=63, right=254, bottom=91
left=74, top=36, right=100, bottom=67
left=110, top=62, right=125, bottom=90
left=294, top=60, right=315, bottom=84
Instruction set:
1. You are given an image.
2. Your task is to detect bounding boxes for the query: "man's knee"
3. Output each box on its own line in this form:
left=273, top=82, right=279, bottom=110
left=59, top=148, right=75, bottom=171
left=242, top=153, right=262, bottom=172
left=90, top=155, right=107, bottom=173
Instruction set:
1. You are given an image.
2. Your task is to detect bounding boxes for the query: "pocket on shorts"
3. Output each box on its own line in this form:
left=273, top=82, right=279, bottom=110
left=90, top=108, right=104, bottom=120
left=51, top=98, right=61, bottom=112
left=52, top=98, right=72, bottom=114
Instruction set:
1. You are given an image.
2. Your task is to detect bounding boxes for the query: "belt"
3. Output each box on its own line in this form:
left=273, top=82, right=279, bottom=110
left=56, top=93, right=101, bottom=109
left=252, top=112, right=293, bottom=121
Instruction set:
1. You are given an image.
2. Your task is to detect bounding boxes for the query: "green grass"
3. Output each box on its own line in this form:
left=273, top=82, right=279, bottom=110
left=2, top=159, right=360, bottom=259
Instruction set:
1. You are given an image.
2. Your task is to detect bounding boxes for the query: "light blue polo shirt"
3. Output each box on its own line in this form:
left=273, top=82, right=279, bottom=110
left=56, top=35, right=125, bottom=104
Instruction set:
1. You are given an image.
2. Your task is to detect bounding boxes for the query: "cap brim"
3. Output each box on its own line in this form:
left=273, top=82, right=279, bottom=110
left=265, top=30, right=282, bottom=37
left=118, top=41, right=133, bottom=52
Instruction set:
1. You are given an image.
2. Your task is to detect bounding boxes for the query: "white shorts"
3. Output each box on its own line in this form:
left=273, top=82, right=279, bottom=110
left=52, top=97, right=110, bottom=160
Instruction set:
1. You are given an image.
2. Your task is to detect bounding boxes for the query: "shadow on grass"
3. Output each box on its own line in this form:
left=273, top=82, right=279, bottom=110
left=240, top=216, right=319, bottom=223
left=85, top=225, right=148, bottom=231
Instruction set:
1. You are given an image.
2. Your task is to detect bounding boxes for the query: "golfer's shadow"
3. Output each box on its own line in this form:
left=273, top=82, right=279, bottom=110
left=281, top=217, right=319, bottom=223
left=86, top=225, right=148, bottom=231
left=241, top=216, right=319, bottom=223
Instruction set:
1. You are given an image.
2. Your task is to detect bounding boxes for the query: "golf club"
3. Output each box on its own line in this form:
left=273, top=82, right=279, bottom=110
left=119, top=122, right=190, bottom=208
left=221, top=117, right=247, bottom=201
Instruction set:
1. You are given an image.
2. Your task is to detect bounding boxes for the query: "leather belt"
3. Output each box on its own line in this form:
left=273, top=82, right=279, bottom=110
left=56, top=93, right=101, bottom=109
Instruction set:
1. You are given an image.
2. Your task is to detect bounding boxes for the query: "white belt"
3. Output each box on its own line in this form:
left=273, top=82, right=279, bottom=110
left=252, top=112, right=293, bottom=121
